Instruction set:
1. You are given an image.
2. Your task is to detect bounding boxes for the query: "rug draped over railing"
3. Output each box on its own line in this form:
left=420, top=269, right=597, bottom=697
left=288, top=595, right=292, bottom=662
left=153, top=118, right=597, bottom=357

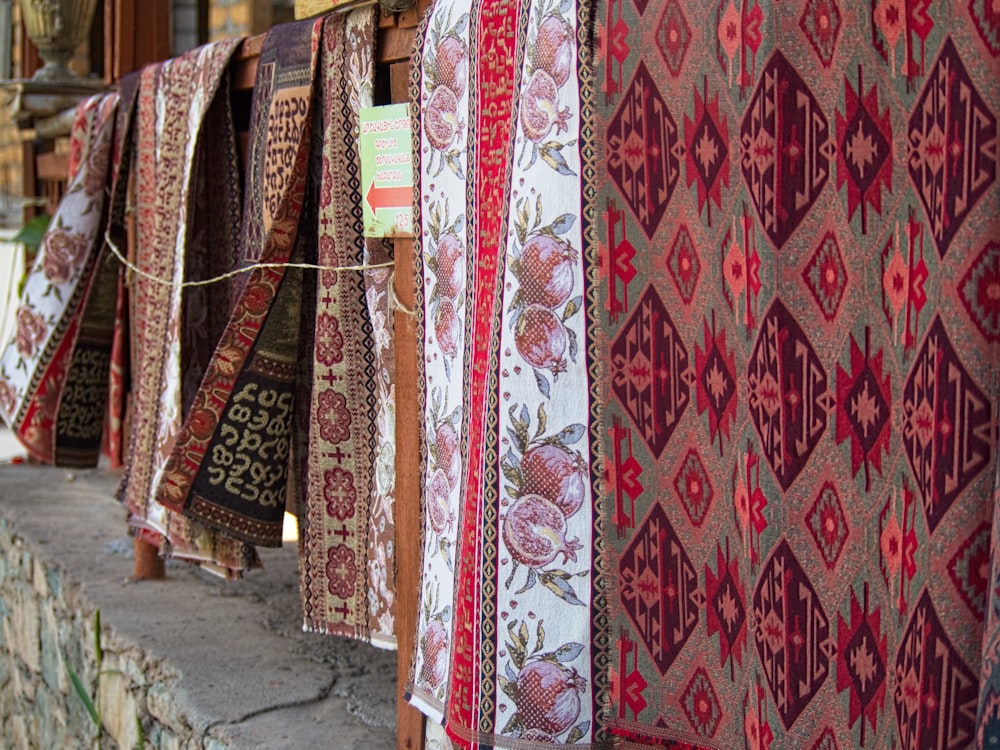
left=410, top=0, right=602, bottom=745
left=294, top=6, right=400, bottom=649
left=116, top=39, right=256, bottom=577
left=156, top=19, right=324, bottom=549
left=0, top=93, right=117, bottom=467
left=588, top=2, right=1000, bottom=749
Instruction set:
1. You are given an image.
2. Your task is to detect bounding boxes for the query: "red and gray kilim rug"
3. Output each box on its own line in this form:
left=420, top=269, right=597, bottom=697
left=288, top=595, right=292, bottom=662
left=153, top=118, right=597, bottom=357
left=589, top=2, right=1000, bottom=748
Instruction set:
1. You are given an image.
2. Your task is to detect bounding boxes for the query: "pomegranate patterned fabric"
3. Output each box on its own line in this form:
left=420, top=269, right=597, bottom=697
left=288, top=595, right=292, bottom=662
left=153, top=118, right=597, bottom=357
left=117, top=41, right=255, bottom=577
left=590, top=1, right=1000, bottom=748
left=295, top=8, right=399, bottom=647
left=0, top=94, right=117, bottom=466
left=411, top=0, right=601, bottom=745
left=157, top=18, right=323, bottom=548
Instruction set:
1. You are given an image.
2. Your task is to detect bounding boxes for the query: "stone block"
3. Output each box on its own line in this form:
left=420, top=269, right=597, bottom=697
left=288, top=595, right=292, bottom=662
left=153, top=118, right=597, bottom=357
left=11, top=584, right=40, bottom=674
left=147, top=680, right=187, bottom=734
left=10, top=714, right=28, bottom=750
left=31, top=559, right=47, bottom=598
left=45, top=569, right=61, bottom=599
left=0, top=595, right=8, bottom=647
left=0, top=646, right=10, bottom=688
left=120, top=651, right=148, bottom=687
left=149, top=724, right=185, bottom=750
left=99, top=667, right=140, bottom=749
left=10, top=657, right=35, bottom=702
left=40, top=605, right=66, bottom=694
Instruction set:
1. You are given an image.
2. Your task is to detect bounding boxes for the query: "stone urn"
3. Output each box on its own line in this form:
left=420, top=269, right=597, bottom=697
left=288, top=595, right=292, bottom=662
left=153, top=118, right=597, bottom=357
left=19, top=0, right=99, bottom=82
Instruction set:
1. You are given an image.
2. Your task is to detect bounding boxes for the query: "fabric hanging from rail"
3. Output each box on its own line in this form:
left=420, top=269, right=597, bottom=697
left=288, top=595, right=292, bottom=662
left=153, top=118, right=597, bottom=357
left=590, top=1, right=1000, bottom=748
left=100, top=70, right=142, bottom=470
left=0, top=93, right=118, bottom=467
left=294, top=7, right=399, bottom=648
left=410, top=0, right=601, bottom=745
left=116, top=39, right=256, bottom=577
left=156, top=17, right=324, bottom=548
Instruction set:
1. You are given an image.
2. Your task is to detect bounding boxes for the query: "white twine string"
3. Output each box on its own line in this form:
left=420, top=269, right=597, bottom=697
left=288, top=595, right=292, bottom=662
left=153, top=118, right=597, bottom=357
left=103, top=230, right=416, bottom=315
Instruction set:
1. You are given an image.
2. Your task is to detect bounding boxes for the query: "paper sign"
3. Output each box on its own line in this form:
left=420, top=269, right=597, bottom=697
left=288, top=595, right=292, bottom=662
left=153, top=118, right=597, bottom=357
left=360, top=104, right=413, bottom=238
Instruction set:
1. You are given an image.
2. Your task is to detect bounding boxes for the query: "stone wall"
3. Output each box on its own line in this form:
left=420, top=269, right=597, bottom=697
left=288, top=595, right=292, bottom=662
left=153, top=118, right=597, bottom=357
left=0, top=518, right=210, bottom=750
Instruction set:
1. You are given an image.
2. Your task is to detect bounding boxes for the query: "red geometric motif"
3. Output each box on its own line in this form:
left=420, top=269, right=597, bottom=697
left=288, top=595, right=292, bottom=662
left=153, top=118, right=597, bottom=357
left=894, top=590, right=978, bottom=750
left=715, top=0, right=764, bottom=93
left=799, top=0, right=841, bottom=67
left=603, top=199, right=638, bottom=325
left=602, top=0, right=631, bottom=104
left=880, top=209, right=929, bottom=354
left=721, top=205, right=762, bottom=332
left=607, top=61, right=680, bottom=239
left=683, top=76, right=729, bottom=226
left=836, top=583, right=887, bottom=746
left=947, top=521, right=991, bottom=618
left=610, top=415, right=644, bottom=536
left=619, top=501, right=701, bottom=676
left=902, top=316, right=994, bottom=532
left=654, top=0, right=691, bottom=76
left=805, top=481, right=848, bottom=569
left=836, top=66, right=892, bottom=235
left=969, top=0, right=1000, bottom=55
left=879, top=481, right=918, bottom=617
left=870, top=0, right=935, bottom=88
left=748, top=300, right=831, bottom=490
left=680, top=667, right=721, bottom=738
left=705, top=541, right=746, bottom=677
left=753, top=539, right=833, bottom=730
left=958, top=241, right=1000, bottom=342
left=666, top=224, right=699, bottom=305
left=733, top=442, right=768, bottom=564
left=809, top=726, right=839, bottom=750
left=630, top=0, right=648, bottom=18
left=695, top=313, right=737, bottom=452
left=610, top=284, right=691, bottom=459
left=836, top=328, right=891, bottom=491
left=673, top=446, right=713, bottom=527
left=740, top=50, right=832, bottom=249
left=802, top=231, right=848, bottom=322
left=743, top=680, right=775, bottom=750
left=614, top=629, right=649, bottom=720
left=907, top=38, right=997, bottom=258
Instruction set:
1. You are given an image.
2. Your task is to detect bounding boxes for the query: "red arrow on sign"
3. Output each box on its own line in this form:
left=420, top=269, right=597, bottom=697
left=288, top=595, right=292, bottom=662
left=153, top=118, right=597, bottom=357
left=366, top=182, right=412, bottom=213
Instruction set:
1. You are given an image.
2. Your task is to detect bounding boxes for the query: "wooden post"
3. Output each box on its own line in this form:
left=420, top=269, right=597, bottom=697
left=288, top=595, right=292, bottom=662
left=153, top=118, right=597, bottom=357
left=133, top=537, right=166, bottom=579
left=388, top=31, right=426, bottom=747
left=104, top=0, right=171, bottom=84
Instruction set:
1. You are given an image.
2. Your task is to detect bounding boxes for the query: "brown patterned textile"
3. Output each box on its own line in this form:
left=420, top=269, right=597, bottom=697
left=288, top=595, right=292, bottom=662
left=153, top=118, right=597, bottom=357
left=117, top=40, right=255, bottom=577
left=157, top=18, right=324, bottom=548
left=296, top=5, right=395, bottom=646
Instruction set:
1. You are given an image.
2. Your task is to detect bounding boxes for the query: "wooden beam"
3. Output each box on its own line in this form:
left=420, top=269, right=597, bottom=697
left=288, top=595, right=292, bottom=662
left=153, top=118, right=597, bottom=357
left=231, top=34, right=265, bottom=91
left=35, top=151, right=68, bottom=182
left=378, top=24, right=415, bottom=63
left=390, top=48, right=425, bottom=750
left=105, top=0, right=171, bottom=81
